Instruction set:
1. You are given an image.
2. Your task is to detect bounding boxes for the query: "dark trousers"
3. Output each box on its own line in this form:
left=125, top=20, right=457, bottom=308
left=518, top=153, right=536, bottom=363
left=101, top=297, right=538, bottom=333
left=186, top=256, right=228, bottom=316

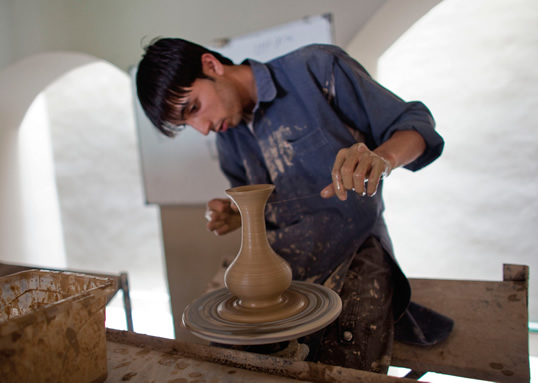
left=304, top=236, right=394, bottom=373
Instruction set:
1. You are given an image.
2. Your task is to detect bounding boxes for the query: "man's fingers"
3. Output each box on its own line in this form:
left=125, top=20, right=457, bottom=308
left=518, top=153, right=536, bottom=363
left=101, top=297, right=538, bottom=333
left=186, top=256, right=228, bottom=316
left=204, top=209, right=214, bottom=222
left=207, top=198, right=231, bottom=212
left=229, top=201, right=239, bottom=212
left=208, top=219, right=227, bottom=233
left=365, top=160, right=386, bottom=196
left=352, top=156, right=371, bottom=195
left=340, top=156, right=360, bottom=191
left=331, top=149, right=349, bottom=200
left=320, top=183, right=336, bottom=199
left=325, top=142, right=390, bottom=200
left=356, top=142, right=369, bottom=153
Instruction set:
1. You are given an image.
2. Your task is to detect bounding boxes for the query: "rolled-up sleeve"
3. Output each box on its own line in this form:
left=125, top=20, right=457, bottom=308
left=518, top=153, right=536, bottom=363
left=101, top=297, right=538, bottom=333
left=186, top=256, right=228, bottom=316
left=330, top=49, right=444, bottom=171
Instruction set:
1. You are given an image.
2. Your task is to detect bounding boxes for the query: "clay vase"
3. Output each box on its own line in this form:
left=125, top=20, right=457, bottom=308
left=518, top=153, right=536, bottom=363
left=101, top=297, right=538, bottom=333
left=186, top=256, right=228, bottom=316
left=224, top=184, right=292, bottom=310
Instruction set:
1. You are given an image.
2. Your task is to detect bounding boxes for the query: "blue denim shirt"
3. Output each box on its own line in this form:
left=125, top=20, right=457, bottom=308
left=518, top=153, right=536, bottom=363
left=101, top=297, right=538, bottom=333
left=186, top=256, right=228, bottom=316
left=216, top=45, right=444, bottom=319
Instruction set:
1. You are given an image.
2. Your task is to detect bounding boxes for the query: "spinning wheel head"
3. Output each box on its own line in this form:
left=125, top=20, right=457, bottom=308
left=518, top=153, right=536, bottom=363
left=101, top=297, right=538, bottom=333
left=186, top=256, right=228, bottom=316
left=182, top=281, right=341, bottom=345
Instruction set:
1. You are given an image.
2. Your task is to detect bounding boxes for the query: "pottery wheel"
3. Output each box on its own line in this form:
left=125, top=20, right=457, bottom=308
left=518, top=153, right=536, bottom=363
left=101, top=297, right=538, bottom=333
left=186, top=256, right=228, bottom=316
left=182, top=281, right=342, bottom=345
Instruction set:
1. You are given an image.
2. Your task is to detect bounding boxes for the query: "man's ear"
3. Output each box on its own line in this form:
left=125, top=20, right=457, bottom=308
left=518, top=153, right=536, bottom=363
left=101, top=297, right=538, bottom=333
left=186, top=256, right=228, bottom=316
left=201, top=53, right=225, bottom=76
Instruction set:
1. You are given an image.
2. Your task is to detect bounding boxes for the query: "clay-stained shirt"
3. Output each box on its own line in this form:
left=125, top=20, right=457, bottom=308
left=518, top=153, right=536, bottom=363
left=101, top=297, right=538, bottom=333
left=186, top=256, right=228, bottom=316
left=216, top=45, right=444, bottom=313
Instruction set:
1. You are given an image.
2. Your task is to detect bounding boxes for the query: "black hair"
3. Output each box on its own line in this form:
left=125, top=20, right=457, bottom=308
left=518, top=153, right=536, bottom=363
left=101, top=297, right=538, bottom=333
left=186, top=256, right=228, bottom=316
left=136, top=38, right=233, bottom=137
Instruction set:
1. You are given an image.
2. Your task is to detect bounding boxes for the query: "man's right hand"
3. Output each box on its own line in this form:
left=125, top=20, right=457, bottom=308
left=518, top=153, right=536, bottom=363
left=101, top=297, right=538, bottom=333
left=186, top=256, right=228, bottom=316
left=205, top=198, right=241, bottom=236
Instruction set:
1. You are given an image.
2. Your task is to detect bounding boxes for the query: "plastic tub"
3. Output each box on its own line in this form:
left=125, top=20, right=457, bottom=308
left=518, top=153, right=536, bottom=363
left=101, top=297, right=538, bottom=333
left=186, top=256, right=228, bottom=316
left=0, top=270, right=116, bottom=383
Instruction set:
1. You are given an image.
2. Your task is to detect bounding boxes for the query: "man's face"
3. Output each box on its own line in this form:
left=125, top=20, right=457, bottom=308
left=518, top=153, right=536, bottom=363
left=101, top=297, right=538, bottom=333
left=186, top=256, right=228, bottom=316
left=175, top=75, right=243, bottom=136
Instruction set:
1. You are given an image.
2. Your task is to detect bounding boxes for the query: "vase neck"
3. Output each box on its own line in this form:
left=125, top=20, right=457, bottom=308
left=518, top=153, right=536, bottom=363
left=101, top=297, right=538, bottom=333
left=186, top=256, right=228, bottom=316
left=239, top=203, right=270, bottom=249
left=225, top=184, right=275, bottom=252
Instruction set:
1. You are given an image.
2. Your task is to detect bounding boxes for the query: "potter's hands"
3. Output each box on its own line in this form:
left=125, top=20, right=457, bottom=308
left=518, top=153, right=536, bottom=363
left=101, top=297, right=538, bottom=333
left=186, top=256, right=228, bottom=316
left=205, top=198, right=241, bottom=236
left=320, top=142, right=392, bottom=201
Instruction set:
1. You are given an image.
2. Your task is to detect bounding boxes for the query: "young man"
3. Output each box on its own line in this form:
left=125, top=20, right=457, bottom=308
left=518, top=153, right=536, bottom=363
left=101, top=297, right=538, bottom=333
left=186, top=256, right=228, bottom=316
left=136, top=38, right=453, bottom=373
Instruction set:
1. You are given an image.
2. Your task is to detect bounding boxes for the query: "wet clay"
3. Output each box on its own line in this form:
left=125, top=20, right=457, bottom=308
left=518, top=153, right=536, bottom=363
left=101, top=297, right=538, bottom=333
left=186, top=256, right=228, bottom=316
left=220, top=184, right=303, bottom=322
left=182, top=184, right=342, bottom=345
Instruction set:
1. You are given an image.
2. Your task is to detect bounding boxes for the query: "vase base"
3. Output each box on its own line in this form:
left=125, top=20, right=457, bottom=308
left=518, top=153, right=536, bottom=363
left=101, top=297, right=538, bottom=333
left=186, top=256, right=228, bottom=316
left=182, top=281, right=342, bottom=345
left=217, top=287, right=307, bottom=324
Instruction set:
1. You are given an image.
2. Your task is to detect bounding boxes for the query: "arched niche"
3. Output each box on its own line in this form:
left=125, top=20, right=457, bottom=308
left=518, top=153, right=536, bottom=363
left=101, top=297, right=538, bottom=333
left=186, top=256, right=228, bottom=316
left=0, top=52, right=102, bottom=267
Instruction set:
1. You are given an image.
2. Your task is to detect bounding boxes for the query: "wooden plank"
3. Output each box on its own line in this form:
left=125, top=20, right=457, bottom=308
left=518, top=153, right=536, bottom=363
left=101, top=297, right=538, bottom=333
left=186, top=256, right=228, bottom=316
left=503, top=264, right=529, bottom=284
left=392, top=277, right=530, bottom=383
left=106, top=329, right=420, bottom=383
left=106, top=340, right=300, bottom=382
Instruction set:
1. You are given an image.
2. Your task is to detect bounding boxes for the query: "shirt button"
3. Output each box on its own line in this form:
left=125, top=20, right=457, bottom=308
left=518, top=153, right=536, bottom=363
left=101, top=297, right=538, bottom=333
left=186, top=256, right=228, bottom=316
left=342, top=331, right=353, bottom=342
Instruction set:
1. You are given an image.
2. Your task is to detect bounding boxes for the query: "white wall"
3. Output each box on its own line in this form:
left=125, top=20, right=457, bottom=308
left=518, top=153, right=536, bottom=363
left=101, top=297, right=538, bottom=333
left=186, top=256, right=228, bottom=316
left=378, top=0, right=538, bottom=321
left=1, top=0, right=387, bottom=71
left=18, top=94, right=66, bottom=267
left=0, top=1, right=10, bottom=69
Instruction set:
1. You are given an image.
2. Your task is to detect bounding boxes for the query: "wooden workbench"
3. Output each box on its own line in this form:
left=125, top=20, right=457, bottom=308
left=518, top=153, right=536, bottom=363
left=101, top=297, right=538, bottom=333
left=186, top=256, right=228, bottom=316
left=392, top=264, right=530, bottom=382
left=1, top=262, right=529, bottom=381
left=205, top=262, right=531, bottom=382
left=105, top=329, right=418, bottom=382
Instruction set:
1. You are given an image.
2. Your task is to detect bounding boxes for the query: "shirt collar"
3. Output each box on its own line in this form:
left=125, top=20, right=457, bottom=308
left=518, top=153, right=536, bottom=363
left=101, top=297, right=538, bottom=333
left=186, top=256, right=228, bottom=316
left=244, top=59, right=277, bottom=104
left=241, top=59, right=277, bottom=132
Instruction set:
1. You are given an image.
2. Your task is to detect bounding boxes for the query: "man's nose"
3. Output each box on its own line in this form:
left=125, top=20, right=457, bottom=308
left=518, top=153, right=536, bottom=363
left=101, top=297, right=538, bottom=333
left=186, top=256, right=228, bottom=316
left=189, top=117, right=212, bottom=136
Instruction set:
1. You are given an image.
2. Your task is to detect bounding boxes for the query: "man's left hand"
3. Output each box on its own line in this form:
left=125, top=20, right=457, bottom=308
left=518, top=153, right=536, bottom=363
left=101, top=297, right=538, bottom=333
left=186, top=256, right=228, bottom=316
left=320, top=143, right=392, bottom=200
